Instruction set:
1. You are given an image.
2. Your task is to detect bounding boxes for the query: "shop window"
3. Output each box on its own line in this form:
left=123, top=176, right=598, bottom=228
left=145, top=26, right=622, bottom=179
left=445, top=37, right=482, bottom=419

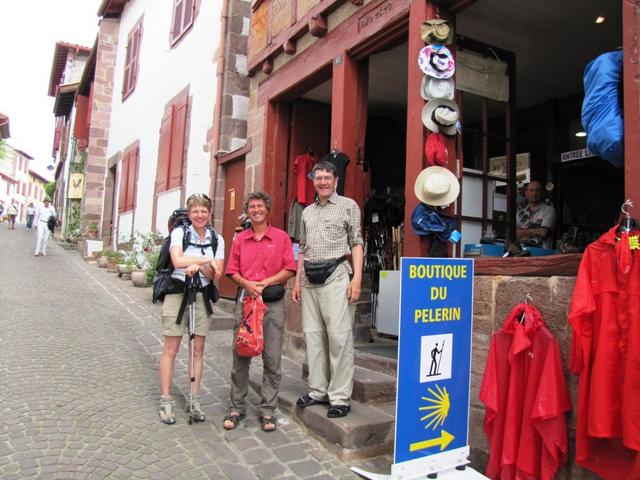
left=155, top=92, right=189, bottom=194
left=118, top=147, right=139, bottom=213
left=122, top=18, right=143, bottom=101
left=170, top=0, right=197, bottom=46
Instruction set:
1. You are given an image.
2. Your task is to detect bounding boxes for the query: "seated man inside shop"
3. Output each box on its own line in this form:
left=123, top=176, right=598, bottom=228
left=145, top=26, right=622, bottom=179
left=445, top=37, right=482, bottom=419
left=516, top=180, right=556, bottom=249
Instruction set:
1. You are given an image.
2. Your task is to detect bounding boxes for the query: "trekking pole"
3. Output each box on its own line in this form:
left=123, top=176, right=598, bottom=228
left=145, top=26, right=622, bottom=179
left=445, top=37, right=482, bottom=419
left=187, top=275, right=198, bottom=425
left=436, top=339, right=445, bottom=375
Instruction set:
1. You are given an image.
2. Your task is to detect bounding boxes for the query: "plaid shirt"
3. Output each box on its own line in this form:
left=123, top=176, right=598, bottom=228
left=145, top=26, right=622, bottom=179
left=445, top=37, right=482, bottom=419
left=300, top=192, right=363, bottom=286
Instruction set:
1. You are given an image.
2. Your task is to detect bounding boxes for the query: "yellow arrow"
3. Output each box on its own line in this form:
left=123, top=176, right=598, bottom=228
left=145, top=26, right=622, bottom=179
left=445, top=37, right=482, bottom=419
left=409, top=429, right=455, bottom=452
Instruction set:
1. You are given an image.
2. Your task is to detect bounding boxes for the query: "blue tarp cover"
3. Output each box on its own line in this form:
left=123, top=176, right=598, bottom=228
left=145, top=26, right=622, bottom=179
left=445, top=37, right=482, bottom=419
left=581, top=50, right=624, bottom=167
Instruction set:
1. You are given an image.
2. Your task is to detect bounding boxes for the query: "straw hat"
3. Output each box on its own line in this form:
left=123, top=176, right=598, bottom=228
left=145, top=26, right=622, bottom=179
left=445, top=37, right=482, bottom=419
left=414, top=166, right=460, bottom=206
left=421, top=19, right=454, bottom=45
left=421, top=98, right=459, bottom=136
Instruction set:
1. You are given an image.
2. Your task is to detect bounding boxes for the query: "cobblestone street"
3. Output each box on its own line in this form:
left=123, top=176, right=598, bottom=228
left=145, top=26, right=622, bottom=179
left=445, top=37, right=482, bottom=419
left=0, top=226, right=389, bottom=479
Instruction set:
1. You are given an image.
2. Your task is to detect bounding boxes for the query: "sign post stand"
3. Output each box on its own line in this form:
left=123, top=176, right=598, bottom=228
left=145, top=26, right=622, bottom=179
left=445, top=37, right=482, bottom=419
left=352, top=258, right=488, bottom=480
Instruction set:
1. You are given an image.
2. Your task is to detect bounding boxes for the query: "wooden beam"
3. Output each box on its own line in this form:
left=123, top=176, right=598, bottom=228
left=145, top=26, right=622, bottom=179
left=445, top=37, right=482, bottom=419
left=331, top=52, right=361, bottom=203
left=283, top=39, right=297, bottom=54
left=432, top=0, right=479, bottom=15
left=403, top=0, right=436, bottom=258
left=262, top=101, right=290, bottom=229
left=623, top=0, right=640, bottom=212
left=474, top=254, right=581, bottom=277
left=309, top=14, right=328, bottom=37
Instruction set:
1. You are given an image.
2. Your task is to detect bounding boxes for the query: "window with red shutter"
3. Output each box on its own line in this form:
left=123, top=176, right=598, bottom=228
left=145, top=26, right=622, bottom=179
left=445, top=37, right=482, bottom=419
left=126, top=148, right=138, bottom=211
left=170, top=0, right=197, bottom=46
left=155, top=90, right=189, bottom=195
left=122, top=18, right=143, bottom=100
left=168, top=96, right=188, bottom=189
left=155, top=111, right=173, bottom=193
left=118, top=154, right=129, bottom=212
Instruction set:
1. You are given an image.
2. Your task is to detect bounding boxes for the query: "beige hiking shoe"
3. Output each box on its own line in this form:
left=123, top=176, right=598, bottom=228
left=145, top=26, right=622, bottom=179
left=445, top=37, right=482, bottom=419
left=185, top=395, right=205, bottom=422
left=159, top=397, right=176, bottom=425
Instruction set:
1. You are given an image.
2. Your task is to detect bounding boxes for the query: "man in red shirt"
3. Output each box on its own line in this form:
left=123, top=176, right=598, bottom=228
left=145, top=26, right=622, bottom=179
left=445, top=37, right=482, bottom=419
left=223, top=191, right=296, bottom=432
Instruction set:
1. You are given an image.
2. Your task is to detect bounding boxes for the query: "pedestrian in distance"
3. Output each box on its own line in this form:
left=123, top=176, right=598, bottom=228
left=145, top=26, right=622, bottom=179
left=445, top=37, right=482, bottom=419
left=6, top=199, right=18, bottom=229
left=292, top=160, right=364, bottom=419
left=0, top=200, right=4, bottom=223
left=223, top=191, right=296, bottom=432
left=158, top=193, right=224, bottom=425
left=33, top=198, right=56, bottom=256
left=25, top=203, right=35, bottom=230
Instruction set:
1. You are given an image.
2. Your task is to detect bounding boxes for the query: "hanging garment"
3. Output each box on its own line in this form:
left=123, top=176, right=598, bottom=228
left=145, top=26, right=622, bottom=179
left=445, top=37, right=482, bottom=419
left=568, top=227, right=640, bottom=479
left=480, top=303, right=571, bottom=480
left=293, top=152, right=318, bottom=205
left=321, top=151, right=350, bottom=195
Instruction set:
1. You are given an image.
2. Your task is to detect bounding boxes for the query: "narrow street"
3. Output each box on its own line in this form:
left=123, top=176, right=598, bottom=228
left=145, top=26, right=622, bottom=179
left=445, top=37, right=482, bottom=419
left=0, top=225, right=386, bottom=479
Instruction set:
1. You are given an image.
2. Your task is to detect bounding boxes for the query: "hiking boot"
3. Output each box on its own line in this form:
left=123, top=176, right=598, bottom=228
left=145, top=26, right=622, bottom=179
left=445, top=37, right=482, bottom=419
left=159, top=397, right=176, bottom=425
left=186, top=395, right=205, bottom=422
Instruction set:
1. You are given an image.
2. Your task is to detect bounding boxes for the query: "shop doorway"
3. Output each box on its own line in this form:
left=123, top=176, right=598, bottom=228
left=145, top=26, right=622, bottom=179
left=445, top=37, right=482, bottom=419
left=455, top=0, right=623, bottom=250
left=219, top=157, right=245, bottom=298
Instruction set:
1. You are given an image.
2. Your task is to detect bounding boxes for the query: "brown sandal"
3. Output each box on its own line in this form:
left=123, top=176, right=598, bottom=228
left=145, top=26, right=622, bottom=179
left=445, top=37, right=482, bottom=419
left=223, top=412, right=245, bottom=430
left=259, top=415, right=277, bottom=432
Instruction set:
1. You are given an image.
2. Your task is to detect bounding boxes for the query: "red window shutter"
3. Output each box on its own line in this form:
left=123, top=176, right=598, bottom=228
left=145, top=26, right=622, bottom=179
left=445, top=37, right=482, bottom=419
left=119, top=154, right=129, bottom=212
left=156, top=110, right=173, bottom=193
left=87, top=82, right=94, bottom=128
left=74, top=95, right=90, bottom=146
left=168, top=97, right=188, bottom=189
left=129, top=25, right=141, bottom=91
left=183, top=0, right=194, bottom=30
left=126, top=148, right=138, bottom=211
left=172, top=0, right=184, bottom=40
left=123, top=34, right=133, bottom=96
left=28, top=183, right=32, bottom=197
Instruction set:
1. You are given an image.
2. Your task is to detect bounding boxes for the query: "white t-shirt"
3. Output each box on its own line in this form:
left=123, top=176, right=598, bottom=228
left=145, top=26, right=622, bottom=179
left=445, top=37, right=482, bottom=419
left=35, top=205, right=56, bottom=224
left=170, top=225, right=224, bottom=286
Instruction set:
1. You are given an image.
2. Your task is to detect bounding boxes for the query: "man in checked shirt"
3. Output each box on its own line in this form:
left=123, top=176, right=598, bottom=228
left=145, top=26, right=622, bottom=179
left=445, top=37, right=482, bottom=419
left=292, top=160, right=364, bottom=418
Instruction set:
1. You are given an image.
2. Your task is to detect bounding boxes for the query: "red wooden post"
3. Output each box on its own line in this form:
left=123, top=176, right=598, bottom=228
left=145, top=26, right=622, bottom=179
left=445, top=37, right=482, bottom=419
left=262, top=101, right=290, bottom=229
left=403, top=0, right=436, bottom=258
left=331, top=51, right=361, bottom=205
left=623, top=0, right=640, bottom=211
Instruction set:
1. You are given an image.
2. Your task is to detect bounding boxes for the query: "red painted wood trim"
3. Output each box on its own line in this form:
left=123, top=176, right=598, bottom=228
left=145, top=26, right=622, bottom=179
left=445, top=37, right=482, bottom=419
left=309, top=14, right=328, bottom=37
left=257, top=0, right=411, bottom=105
left=262, top=101, right=290, bottom=229
left=402, top=0, right=435, bottom=258
left=217, top=139, right=252, bottom=166
left=331, top=52, right=361, bottom=205
left=474, top=253, right=581, bottom=277
left=248, top=0, right=348, bottom=75
left=623, top=0, right=640, bottom=212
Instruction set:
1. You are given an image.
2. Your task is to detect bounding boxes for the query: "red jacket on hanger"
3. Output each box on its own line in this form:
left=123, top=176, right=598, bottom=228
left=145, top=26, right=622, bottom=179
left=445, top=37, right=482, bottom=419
left=480, top=303, right=571, bottom=480
left=569, top=227, right=640, bottom=479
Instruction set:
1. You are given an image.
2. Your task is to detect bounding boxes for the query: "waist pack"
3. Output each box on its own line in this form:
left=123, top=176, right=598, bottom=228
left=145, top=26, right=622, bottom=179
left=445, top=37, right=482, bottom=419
left=262, top=284, right=285, bottom=303
left=304, top=256, right=347, bottom=285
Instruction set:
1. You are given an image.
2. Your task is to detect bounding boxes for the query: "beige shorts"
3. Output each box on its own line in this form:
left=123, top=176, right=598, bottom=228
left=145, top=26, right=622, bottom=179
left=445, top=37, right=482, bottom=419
left=162, top=293, right=212, bottom=337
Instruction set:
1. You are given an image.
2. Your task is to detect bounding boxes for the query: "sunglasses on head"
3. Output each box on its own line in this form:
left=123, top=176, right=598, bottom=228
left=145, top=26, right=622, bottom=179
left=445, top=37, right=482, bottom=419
left=188, top=193, right=211, bottom=202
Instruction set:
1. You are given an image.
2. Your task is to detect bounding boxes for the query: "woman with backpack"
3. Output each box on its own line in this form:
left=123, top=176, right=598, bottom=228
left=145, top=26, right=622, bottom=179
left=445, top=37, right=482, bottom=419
left=158, top=194, right=224, bottom=424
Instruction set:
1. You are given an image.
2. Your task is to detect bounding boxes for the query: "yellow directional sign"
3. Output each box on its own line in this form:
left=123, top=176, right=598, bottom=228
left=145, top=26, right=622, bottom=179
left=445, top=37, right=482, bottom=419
left=409, top=429, right=455, bottom=452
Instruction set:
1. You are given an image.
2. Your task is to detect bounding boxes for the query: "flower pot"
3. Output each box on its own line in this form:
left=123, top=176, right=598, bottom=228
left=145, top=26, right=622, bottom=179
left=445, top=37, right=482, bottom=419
left=106, top=258, right=118, bottom=272
left=97, top=256, right=108, bottom=268
left=131, top=270, right=148, bottom=288
left=116, top=264, right=134, bottom=275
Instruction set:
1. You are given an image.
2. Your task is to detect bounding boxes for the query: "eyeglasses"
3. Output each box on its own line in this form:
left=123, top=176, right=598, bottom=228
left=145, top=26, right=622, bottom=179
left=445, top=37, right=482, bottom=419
left=313, top=175, right=335, bottom=182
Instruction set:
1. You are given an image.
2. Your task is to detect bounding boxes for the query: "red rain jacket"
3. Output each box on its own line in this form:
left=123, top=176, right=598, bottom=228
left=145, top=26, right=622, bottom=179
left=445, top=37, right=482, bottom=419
left=480, top=303, right=571, bottom=480
left=569, top=227, right=640, bottom=479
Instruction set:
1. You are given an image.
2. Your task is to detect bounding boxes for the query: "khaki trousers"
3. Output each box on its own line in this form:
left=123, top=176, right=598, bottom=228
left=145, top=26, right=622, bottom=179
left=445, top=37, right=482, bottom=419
left=301, top=274, right=354, bottom=406
left=230, top=296, right=285, bottom=416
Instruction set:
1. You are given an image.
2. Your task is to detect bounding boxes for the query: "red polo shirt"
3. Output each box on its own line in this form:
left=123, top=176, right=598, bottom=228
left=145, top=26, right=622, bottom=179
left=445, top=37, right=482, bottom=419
left=225, top=225, right=296, bottom=281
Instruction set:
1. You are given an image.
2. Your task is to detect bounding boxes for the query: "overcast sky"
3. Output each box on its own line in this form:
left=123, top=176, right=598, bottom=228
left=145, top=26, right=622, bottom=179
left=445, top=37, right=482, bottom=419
left=0, top=0, right=101, bottom=179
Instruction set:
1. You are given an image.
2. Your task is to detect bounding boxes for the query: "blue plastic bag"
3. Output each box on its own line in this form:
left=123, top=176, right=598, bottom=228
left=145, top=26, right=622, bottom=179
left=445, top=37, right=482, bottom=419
left=581, top=51, right=624, bottom=167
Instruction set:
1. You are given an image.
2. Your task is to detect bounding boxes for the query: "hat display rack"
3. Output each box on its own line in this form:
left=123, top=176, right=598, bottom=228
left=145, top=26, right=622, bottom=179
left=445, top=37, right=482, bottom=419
left=412, top=16, right=462, bottom=250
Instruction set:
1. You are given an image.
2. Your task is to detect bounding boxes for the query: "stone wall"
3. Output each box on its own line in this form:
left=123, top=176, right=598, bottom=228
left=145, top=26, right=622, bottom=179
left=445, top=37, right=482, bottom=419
left=81, top=18, right=119, bottom=248
left=283, top=274, right=601, bottom=478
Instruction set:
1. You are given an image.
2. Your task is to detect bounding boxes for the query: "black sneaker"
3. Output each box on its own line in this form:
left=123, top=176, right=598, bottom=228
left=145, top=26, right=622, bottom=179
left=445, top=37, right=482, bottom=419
left=296, top=394, right=328, bottom=408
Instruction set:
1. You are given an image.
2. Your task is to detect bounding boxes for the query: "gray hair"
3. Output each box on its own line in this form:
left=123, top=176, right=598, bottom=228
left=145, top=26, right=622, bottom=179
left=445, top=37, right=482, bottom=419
left=243, top=191, right=272, bottom=213
left=312, top=160, right=338, bottom=178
